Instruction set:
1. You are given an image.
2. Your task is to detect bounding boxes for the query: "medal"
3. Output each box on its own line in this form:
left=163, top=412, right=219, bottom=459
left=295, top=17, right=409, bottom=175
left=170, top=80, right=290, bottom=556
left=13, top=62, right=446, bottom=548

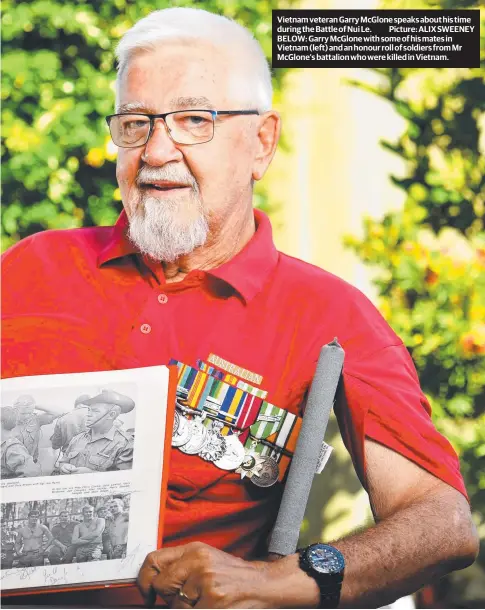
left=250, top=456, right=279, bottom=487
left=236, top=453, right=265, bottom=480
left=213, top=433, right=246, bottom=471
left=236, top=440, right=265, bottom=479
left=179, top=415, right=208, bottom=455
left=173, top=410, right=181, bottom=434
left=172, top=412, right=192, bottom=447
left=199, top=420, right=227, bottom=462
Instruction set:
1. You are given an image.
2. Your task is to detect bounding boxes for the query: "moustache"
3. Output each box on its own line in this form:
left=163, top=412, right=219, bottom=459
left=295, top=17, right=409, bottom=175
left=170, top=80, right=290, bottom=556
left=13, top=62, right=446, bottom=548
left=135, top=165, right=198, bottom=190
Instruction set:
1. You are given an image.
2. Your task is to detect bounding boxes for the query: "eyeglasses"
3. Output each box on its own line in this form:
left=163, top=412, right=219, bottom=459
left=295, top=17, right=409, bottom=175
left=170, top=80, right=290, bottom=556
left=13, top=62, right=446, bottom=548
left=105, top=109, right=260, bottom=148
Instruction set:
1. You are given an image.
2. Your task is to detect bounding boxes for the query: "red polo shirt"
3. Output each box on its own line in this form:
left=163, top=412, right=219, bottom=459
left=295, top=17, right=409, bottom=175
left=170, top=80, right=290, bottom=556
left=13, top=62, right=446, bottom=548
left=2, top=209, right=466, bottom=603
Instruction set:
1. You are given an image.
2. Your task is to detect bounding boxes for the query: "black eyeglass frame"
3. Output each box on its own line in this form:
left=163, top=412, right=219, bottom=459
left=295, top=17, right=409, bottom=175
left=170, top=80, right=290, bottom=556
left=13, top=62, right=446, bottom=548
left=105, top=109, right=260, bottom=148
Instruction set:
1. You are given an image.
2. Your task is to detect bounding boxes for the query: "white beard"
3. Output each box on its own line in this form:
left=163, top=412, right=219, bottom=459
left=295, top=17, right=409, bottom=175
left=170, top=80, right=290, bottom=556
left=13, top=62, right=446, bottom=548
left=127, top=193, right=209, bottom=263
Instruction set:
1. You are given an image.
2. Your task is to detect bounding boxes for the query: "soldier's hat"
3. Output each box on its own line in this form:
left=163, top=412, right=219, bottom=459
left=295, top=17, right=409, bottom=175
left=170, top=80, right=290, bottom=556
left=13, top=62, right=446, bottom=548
left=74, top=394, right=91, bottom=407
left=84, top=390, right=135, bottom=414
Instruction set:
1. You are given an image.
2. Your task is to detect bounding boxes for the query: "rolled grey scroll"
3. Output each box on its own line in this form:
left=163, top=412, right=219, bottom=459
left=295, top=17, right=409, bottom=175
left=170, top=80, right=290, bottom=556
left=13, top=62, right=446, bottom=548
left=268, top=338, right=345, bottom=556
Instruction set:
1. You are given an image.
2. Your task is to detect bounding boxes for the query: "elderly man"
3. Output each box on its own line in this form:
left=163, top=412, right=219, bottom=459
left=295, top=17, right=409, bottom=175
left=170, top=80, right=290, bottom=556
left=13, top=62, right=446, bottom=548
left=15, top=510, right=53, bottom=568
left=1, top=406, right=41, bottom=479
left=1, top=6, right=478, bottom=609
left=59, top=390, right=134, bottom=475
left=71, top=505, right=105, bottom=563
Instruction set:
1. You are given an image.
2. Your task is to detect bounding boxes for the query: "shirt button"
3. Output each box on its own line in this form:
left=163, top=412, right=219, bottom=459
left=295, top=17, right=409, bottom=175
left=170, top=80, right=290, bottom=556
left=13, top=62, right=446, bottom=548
left=158, top=293, right=168, bottom=304
left=140, top=324, right=151, bottom=334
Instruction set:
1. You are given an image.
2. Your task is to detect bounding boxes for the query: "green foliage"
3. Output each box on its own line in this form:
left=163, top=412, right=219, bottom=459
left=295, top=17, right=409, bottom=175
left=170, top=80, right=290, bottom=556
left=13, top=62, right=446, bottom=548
left=1, top=0, right=293, bottom=250
left=347, top=3, right=485, bottom=533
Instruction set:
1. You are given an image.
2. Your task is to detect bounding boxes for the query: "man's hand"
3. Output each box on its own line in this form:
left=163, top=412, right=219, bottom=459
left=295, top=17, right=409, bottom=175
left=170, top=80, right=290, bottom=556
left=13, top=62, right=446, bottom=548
left=59, top=463, right=78, bottom=474
left=137, top=542, right=317, bottom=609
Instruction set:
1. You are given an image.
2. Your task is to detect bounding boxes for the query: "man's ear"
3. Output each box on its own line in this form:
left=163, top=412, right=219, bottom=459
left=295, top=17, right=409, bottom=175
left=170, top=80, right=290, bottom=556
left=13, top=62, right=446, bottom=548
left=252, top=111, right=281, bottom=181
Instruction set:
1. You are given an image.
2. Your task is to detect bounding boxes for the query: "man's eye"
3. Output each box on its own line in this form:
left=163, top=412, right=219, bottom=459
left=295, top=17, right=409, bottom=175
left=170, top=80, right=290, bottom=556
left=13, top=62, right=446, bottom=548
left=124, top=120, right=147, bottom=129
left=186, top=115, right=209, bottom=125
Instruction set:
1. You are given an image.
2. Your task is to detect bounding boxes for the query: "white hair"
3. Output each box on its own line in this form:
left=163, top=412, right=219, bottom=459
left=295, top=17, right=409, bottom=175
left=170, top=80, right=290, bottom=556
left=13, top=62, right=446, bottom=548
left=115, top=7, right=272, bottom=112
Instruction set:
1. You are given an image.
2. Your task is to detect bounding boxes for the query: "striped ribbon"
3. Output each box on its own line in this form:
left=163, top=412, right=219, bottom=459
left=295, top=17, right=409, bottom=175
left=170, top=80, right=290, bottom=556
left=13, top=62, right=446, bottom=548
left=170, top=359, right=302, bottom=479
left=170, top=360, right=263, bottom=429
left=196, top=360, right=267, bottom=399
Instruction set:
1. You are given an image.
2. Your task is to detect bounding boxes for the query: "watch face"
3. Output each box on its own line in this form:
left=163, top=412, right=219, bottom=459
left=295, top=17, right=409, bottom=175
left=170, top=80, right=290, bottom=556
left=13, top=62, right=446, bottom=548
left=307, top=544, right=345, bottom=575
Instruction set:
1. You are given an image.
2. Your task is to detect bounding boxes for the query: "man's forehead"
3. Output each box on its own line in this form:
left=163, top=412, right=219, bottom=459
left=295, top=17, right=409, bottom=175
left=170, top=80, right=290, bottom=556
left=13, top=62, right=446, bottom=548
left=117, top=96, right=216, bottom=114
left=118, top=44, right=241, bottom=109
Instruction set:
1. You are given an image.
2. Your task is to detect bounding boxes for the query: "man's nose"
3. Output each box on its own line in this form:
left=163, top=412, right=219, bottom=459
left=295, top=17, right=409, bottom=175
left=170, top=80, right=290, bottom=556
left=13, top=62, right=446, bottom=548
left=142, top=119, right=183, bottom=166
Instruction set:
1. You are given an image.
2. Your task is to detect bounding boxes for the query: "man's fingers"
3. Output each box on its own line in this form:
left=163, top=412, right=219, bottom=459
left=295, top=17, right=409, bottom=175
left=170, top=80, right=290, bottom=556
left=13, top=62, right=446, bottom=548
left=151, top=556, right=193, bottom=597
left=170, top=576, right=201, bottom=609
left=137, top=546, right=186, bottom=599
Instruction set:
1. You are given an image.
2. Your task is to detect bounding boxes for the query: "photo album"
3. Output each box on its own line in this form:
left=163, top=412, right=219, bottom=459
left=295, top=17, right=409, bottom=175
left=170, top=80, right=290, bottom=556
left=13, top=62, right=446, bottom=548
left=1, top=366, right=175, bottom=595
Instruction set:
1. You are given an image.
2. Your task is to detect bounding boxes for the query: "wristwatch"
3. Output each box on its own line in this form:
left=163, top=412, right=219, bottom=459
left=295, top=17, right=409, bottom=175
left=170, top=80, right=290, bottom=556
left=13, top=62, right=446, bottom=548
left=298, top=543, right=345, bottom=608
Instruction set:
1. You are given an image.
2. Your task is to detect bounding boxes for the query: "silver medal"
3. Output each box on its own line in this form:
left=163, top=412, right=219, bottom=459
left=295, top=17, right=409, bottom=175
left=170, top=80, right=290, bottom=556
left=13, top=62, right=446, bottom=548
left=173, top=410, right=181, bottom=434
left=250, top=456, right=279, bottom=487
left=236, top=450, right=265, bottom=479
left=179, top=417, right=208, bottom=455
left=199, top=420, right=227, bottom=462
left=214, top=433, right=246, bottom=471
left=172, top=412, right=192, bottom=447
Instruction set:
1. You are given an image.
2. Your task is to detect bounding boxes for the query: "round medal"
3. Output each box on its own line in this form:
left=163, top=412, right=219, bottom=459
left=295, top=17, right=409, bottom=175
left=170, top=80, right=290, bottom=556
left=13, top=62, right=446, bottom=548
left=250, top=456, right=280, bottom=487
left=173, top=410, right=181, bottom=434
left=179, top=418, right=208, bottom=455
left=214, top=434, right=246, bottom=471
left=172, top=414, right=192, bottom=447
left=199, top=421, right=227, bottom=462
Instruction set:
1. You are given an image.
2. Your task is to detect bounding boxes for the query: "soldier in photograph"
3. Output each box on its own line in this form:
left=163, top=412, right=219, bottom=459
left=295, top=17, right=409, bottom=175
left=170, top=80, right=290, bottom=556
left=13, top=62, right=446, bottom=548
left=15, top=509, right=53, bottom=567
left=47, top=510, right=77, bottom=565
left=12, top=395, right=65, bottom=462
left=58, top=390, right=134, bottom=475
left=105, top=498, right=129, bottom=559
left=71, top=505, right=105, bottom=562
left=50, top=394, right=90, bottom=454
left=1, top=522, right=17, bottom=570
left=1, top=406, right=41, bottom=479
left=97, top=505, right=112, bottom=557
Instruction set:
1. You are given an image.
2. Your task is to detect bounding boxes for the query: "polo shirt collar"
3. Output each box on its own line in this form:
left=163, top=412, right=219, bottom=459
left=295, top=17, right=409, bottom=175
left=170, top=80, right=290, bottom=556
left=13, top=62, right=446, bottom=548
left=97, top=211, right=136, bottom=265
left=97, top=208, right=278, bottom=303
left=208, top=209, right=278, bottom=302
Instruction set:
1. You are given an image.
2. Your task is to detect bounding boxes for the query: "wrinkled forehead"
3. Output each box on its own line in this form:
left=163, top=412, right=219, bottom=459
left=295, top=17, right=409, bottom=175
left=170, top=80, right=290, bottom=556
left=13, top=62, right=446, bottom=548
left=117, top=41, right=248, bottom=112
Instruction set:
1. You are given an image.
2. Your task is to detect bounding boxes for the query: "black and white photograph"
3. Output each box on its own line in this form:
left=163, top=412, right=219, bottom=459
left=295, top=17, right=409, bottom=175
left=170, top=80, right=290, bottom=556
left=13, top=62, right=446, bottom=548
left=1, top=383, right=137, bottom=479
left=1, top=494, right=130, bottom=570
left=1, top=366, right=169, bottom=593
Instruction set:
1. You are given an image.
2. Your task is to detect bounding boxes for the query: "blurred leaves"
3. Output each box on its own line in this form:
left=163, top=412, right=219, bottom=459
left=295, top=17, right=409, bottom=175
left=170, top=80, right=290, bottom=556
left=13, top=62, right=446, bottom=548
left=348, top=3, right=485, bottom=538
left=1, top=0, right=293, bottom=250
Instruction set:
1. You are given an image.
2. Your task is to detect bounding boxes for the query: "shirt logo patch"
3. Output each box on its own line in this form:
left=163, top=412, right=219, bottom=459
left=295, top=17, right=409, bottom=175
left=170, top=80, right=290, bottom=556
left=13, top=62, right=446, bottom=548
left=207, top=354, right=263, bottom=386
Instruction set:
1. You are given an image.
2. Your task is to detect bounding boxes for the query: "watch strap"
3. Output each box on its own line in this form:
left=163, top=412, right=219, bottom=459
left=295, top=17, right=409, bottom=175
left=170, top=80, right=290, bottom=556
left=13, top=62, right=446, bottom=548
left=298, top=546, right=343, bottom=609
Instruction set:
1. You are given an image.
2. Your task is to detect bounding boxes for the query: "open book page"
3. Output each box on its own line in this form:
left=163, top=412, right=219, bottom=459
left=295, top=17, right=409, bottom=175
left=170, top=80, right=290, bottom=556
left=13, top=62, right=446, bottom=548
left=1, top=366, right=169, bottom=592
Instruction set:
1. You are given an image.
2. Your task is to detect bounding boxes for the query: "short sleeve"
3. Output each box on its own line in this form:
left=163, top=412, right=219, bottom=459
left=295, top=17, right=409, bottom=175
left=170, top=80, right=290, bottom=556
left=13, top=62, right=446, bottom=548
left=338, top=344, right=467, bottom=500
left=114, top=438, right=134, bottom=470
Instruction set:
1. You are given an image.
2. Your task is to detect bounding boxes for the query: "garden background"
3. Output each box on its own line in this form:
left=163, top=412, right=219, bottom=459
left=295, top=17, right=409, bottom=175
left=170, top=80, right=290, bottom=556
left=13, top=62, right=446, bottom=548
left=2, top=0, right=484, bottom=606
